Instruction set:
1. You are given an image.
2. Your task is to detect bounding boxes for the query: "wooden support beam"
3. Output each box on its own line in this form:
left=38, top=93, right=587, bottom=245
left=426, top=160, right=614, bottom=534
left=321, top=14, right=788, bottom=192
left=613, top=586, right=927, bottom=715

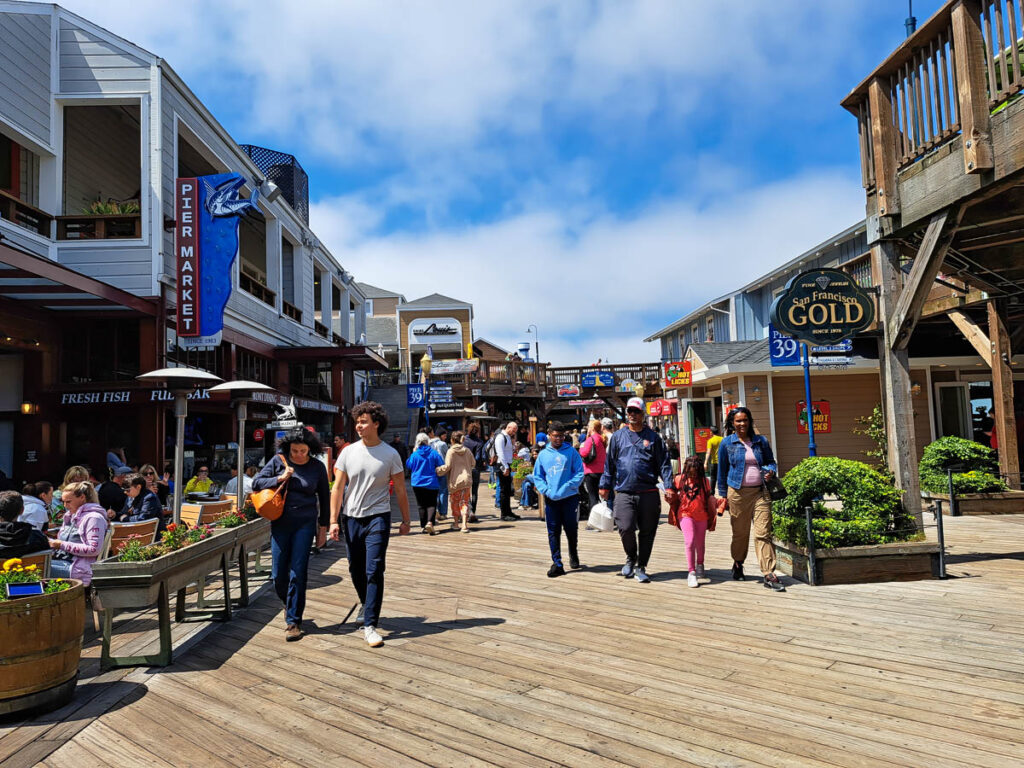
left=921, top=289, right=988, bottom=318
left=947, top=310, right=993, bottom=366
left=868, top=77, right=900, bottom=216
left=988, top=300, right=1020, bottom=489
left=874, top=240, right=923, bottom=528
left=951, top=0, right=994, bottom=173
left=888, top=208, right=960, bottom=349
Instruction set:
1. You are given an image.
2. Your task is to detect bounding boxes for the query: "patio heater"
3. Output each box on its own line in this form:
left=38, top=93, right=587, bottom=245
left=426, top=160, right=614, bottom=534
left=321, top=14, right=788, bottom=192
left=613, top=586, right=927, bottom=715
left=137, top=367, right=224, bottom=525
left=208, top=380, right=275, bottom=516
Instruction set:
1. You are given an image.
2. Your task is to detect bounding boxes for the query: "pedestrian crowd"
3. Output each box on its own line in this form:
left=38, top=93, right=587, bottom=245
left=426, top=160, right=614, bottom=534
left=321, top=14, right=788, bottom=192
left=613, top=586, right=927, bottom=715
left=0, top=396, right=785, bottom=653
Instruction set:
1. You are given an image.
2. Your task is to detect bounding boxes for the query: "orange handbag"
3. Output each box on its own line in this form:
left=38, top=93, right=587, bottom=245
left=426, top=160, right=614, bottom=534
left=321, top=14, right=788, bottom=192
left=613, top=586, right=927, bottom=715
left=253, top=455, right=289, bottom=521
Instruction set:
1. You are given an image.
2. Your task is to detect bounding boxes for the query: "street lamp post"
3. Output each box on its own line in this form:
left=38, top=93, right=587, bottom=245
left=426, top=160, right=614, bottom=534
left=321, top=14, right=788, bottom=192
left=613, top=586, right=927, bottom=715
left=525, top=324, right=540, bottom=363
left=137, top=367, right=224, bottom=525
left=420, top=353, right=432, bottom=429
left=208, top=380, right=275, bottom=515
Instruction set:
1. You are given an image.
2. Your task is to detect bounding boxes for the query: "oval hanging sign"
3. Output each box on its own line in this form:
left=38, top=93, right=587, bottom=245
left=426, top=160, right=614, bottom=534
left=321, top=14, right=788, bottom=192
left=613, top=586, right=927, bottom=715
left=769, top=268, right=874, bottom=346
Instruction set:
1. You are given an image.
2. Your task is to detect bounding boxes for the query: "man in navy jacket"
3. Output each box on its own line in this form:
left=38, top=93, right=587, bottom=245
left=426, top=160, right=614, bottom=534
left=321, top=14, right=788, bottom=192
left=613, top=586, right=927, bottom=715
left=600, top=397, right=675, bottom=583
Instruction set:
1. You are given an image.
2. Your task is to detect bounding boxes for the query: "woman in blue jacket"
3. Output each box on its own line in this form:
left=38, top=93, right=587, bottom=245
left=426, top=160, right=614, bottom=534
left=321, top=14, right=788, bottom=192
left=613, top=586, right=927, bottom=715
left=406, top=433, right=444, bottom=534
left=716, top=407, right=784, bottom=591
left=533, top=421, right=585, bottom=577
left=115, top=474, right=166, bottom=532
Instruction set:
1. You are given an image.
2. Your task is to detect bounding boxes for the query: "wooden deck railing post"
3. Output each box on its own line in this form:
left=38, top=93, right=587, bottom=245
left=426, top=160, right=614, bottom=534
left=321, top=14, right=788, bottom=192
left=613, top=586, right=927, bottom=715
left=951, top=0, right=994, bottom=172
left=868, top=77, right=901, bottom=217
left=988, top=299, right=1020, bottom=488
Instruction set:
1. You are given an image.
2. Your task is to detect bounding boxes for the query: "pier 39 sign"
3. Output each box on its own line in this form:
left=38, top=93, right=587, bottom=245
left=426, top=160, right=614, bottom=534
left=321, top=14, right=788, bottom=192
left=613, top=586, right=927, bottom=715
left=769, top=269, right=874, bottom=346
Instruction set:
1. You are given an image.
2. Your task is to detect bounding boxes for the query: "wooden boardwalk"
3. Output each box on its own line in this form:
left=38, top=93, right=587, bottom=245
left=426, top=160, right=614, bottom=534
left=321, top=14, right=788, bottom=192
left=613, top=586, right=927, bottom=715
left=2, top=496, right=1023, bottom=768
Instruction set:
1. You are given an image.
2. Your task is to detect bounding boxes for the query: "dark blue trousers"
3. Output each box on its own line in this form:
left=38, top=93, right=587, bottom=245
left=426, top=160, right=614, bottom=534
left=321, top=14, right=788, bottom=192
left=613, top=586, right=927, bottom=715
left=544, top=495, right=579, bottom=568
left=271, top=517, right=316, bottom=626
left=343, top=513, right=391, bottom=628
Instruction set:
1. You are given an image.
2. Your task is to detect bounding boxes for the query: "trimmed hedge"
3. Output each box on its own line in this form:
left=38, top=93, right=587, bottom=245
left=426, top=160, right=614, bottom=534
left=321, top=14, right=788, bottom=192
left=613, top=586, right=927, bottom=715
left=772, top=457, right=918, bottom=548
left=918, top=436, right=1006, bottom=494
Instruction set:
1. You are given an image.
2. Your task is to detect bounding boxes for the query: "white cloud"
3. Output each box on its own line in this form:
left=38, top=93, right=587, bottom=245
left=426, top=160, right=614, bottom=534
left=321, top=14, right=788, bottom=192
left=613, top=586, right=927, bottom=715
left=312, top=170, right=865, bottom=365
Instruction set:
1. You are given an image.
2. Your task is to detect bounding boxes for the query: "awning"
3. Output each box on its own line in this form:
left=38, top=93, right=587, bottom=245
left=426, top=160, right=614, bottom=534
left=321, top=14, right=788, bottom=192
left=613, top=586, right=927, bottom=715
left=274, top=345, right=388, bottom=370
left=0, top=240, right=158, bottom=315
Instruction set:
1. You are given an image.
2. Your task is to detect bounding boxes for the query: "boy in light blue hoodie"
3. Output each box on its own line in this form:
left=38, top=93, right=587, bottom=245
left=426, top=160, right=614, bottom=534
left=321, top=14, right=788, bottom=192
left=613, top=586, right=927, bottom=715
left=533, top=421, right=585, bottom=577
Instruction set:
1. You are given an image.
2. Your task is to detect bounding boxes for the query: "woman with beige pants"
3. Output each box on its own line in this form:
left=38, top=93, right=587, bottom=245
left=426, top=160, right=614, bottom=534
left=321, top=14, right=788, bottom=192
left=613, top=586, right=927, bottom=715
left=715, top=407, right=785, bottom=592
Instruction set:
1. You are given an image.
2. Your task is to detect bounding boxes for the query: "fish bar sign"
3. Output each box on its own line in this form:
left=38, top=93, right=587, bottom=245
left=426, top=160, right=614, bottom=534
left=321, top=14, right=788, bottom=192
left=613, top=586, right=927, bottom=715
left=769, top=268, right=874, bottom=346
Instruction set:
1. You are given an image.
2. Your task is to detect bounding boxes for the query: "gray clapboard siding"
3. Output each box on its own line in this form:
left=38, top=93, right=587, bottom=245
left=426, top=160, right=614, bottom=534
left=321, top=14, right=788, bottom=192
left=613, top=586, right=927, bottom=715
left=0, top=12, right=51, bottom=143
left=63, top=104, right=141, bottom=214
left=59, top=20, right=149, bottom=94
left=0, top=220, right=50, bottom=257
left=57, top=243, right=152, bottom=294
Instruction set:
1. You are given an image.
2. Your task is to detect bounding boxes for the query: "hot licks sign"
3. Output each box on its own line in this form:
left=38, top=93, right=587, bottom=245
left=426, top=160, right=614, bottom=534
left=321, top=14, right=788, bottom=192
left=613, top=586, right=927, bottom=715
left=176, top=178, right=200, bottom=338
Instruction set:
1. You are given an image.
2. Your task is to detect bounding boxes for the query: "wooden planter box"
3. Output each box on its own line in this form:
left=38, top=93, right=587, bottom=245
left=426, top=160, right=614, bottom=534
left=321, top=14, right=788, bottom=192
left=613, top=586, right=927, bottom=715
left=774, top=539, right=940, bottom=585
left=921, top=490, right=1024, bottom=516
left=0, top=580, right=85, bottom=717
left=90, top=528, right=237, bottom=669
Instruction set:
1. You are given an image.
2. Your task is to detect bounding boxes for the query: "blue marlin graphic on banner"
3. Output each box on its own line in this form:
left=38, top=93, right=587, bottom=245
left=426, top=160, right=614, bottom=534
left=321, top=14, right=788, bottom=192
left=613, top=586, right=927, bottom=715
left=176, top=173, right=260, bottom=348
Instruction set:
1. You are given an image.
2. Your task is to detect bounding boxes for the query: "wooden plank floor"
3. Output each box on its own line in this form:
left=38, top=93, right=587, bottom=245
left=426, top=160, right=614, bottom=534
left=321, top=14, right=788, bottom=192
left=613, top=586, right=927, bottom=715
left=3, top=493, right=1023, bottom=768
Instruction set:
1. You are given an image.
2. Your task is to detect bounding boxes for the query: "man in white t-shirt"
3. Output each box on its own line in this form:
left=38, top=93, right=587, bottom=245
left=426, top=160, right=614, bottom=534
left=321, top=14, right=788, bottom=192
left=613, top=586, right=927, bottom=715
left=495, top=421, right=519, bottom=521
left=329, top=401, right=410, bottom=648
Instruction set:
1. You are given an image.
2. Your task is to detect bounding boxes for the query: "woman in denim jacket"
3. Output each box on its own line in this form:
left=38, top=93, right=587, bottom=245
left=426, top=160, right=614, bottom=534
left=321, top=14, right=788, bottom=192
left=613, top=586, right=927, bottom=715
left=716, top=407, right=785, bottom=591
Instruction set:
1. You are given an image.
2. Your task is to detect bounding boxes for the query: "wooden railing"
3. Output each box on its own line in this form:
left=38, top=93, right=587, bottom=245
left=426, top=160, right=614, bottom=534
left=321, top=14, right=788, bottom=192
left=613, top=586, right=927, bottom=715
left=332, top=332, right=343, bottom=346
left=57, top=213, right=141, bottom=239
left=239, top=272, right=276, bottom=306
left=842, top=0, right=1022, bottom=216
left=282, top=300, right=302, bottom=322
left=314, top=320, right=329, bottom=338
left=546, top=363, right=662, bottom=388
left=0, top=190, right=51, bottom=236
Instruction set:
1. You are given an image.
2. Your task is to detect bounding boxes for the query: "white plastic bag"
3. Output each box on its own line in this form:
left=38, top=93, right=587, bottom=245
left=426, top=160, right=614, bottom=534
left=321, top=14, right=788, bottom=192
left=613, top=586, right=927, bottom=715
left=587, top=501, right=615, bottom=532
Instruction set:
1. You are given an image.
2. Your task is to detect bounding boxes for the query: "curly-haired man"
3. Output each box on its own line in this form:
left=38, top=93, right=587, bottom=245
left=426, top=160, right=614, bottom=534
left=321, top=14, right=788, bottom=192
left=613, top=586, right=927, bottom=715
left=329, top=400, right=410, bottom=647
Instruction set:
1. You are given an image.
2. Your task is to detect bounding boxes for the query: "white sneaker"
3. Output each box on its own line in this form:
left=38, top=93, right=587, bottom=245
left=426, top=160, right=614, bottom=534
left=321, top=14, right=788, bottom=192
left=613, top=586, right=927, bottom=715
left=364, top=625, right=384, bottom=647
left=695, top=564, right=706, bottom=580
left=687, top=572, right=699, bottom=588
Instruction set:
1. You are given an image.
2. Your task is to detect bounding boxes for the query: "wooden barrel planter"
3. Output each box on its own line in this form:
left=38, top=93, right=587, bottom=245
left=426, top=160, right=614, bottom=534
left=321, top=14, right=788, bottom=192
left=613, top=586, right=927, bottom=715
left=0, top=580, right=85, bottom=717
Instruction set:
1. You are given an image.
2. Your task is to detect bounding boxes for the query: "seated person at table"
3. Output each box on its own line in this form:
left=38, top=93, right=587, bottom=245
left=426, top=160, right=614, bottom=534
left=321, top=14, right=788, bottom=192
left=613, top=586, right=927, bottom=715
left=49, top=482, right=108, bottom=584
left=224, top=463, right=256, bottom=496
left=0, top=491, right=49, bottom=558
left=114, top=475, right=166, bottom=532
left=184, top=466, right=213, bottom=495
left=19, top=481, right=53, bottom=531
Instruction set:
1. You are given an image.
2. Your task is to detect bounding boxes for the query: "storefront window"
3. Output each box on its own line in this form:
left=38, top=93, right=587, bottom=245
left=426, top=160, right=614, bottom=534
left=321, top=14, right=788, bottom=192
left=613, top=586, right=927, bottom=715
left=61, top=320, right=140, bottom=383
left=288, top=361, right=331, bottom=401
left=166, top=341, right=229, bottom=378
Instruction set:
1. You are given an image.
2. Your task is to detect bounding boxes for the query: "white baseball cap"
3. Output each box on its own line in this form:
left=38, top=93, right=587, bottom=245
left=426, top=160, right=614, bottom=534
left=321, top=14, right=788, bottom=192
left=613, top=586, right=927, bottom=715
left=626, top=397, right=645, bottom=411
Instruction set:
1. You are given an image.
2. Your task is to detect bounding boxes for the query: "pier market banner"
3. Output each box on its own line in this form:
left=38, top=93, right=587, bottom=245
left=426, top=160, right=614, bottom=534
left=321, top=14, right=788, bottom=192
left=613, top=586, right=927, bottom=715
left=176, top=173, right=260, bottom=348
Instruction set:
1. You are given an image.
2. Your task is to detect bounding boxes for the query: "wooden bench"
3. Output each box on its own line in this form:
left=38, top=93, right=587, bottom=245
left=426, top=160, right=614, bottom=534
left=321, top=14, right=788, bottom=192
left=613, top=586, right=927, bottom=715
left=106, top=519, right=160, bottom=557
left=18, top=550, right=52, bottom=578
left=180, top=501, right=232, bottom=529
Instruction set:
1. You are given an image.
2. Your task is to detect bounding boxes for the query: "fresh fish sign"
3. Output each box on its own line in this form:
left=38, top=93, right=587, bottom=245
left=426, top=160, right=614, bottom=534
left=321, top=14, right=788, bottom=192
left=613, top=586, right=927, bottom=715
left=176, top=173, right=260, bottom=348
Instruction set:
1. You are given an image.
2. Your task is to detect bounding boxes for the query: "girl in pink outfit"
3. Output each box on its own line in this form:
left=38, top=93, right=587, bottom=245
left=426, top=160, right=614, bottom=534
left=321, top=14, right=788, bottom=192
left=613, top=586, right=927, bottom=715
left=579, top=419, right=607, bottom=511
left=668, top=456, right=720, bottom=588
left=49, top=481, right=108, bottom=585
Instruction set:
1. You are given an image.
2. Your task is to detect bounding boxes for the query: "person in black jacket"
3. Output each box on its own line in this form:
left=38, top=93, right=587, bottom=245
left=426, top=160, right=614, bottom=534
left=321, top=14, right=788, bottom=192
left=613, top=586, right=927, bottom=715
left=0, top=491, right=49, bottom=559
left=253, top=429, right=330, bottom=642
left=114, top=475, right=166, bottom=532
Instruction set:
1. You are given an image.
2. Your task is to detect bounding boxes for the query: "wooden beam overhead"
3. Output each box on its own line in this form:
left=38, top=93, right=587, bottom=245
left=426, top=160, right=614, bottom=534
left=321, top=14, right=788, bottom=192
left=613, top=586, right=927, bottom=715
left=947, top=309, right=993, bottom=366
left=888, top=207, right=961, bottom=349
left=921, top=289, right=989, bottom=318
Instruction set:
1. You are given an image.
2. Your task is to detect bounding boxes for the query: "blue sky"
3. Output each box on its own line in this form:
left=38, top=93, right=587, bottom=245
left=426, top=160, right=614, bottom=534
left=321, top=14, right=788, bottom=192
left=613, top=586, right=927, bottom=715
left=64, top=0, right=947, bottom=364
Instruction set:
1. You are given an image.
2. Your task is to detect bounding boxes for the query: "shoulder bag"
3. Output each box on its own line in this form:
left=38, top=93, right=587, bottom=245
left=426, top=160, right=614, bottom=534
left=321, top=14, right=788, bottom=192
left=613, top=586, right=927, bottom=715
left=582, top=435, right=597, bottom=464
left=253, top=455, right=289, bottom=521
left=763, top=473, right=787, bottom=501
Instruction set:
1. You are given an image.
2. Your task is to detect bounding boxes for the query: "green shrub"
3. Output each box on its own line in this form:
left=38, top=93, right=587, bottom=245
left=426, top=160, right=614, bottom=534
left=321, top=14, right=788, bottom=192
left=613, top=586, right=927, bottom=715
left=772, top=456, right=919, bottom=548
left=918, top=436, right=1006, bottom=494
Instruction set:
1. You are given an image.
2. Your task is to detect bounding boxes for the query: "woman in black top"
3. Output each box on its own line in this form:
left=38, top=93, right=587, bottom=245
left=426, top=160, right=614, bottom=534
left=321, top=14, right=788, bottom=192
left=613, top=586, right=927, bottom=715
left=462, top=422, right=484, bottom=519
left=253, top=429, right=330, bottom=642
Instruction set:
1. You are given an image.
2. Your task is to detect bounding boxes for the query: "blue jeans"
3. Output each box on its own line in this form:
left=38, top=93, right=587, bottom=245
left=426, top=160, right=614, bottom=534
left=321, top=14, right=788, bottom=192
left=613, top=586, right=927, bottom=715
left=520, top=478, right=537, bottom=507
left=271, top=517, right=316, bottom=626
left=544, top=496, right=579, bottom=568
left=343, top=513, right=391, bottom=628
left=437, top=476, right=449, bottom=517
left=489, top=466, right=499, bottom=504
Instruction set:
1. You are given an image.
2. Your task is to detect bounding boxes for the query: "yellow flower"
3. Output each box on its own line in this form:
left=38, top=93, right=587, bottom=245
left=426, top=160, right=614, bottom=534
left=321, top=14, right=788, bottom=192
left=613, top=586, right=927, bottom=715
left=2, top=558, right=22, bottom=572
left=24, top=565, right=37, bottom=572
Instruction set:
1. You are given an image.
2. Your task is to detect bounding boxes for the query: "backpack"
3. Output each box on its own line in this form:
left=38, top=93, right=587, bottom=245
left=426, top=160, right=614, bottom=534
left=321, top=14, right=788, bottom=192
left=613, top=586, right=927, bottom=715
left=484, top=434, right=498, bottom=466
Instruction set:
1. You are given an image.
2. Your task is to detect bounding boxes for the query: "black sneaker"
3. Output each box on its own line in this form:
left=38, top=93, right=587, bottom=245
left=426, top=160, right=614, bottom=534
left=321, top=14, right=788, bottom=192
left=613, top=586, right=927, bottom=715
left=763, top=573, right=786, bottom=592
left=500, top=515, right=518, bottom=521
left=547, top=564, right=565, bottom=578
left=732, top=562, right=745, bottom=581
left=569, top=554, right=581, bottom=570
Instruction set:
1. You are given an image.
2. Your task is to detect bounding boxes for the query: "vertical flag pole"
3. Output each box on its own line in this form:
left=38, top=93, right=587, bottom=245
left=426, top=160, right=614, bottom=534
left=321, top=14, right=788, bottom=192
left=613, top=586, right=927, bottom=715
left=802, top=343, right=817, bottom=457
